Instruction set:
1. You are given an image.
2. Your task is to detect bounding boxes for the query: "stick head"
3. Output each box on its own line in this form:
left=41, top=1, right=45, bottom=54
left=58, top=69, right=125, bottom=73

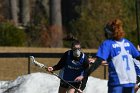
left=30, top=56, right=45, bottom=68
left=30, top=56, right=35, bottom=63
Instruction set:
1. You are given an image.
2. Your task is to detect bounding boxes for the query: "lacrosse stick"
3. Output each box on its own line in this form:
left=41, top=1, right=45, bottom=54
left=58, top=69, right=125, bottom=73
left=30, top=56, right=83, bottom=93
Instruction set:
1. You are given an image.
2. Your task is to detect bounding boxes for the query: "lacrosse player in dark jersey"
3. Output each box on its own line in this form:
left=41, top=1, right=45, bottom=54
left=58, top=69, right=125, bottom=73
left=48, top=40, right=89, bottom=93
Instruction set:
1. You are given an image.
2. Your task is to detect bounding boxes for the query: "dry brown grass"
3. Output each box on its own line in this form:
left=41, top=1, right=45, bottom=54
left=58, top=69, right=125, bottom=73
left=0, top=47, right=97, bottom=53
left=0, top=47, right=108, bottom=80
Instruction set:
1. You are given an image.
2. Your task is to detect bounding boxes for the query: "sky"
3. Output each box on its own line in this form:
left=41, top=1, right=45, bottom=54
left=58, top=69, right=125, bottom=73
left=0, top=72, right=140, bottom=93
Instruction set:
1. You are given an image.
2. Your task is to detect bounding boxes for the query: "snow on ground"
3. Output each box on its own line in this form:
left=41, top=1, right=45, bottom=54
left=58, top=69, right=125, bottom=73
left=0, top=72, right=139, bottom=93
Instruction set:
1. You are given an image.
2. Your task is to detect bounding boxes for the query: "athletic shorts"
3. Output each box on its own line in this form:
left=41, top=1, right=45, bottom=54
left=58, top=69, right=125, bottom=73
left=60, top=80, right=81, bottom=89
left=108, top=85, right=134, bottom=93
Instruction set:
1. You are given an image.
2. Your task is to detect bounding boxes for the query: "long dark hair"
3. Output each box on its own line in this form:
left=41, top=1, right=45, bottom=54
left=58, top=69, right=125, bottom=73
left=71, top=40, right=81, bottom=49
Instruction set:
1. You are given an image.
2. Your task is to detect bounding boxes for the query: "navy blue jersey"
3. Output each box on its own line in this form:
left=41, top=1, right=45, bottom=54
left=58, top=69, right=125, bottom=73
left=53, top=50, right=89, bottom=81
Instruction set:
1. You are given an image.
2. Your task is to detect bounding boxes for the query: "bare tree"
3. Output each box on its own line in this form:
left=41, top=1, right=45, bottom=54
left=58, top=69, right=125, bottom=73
left=49, top=0, right=63, bottom=47
left=8, top=0, right=30, bottom=27
left=9, top=0, right=18, bottom=26
left=41, top=0, right=49, bottom=18
left=20, top=0, right=30, bottom=26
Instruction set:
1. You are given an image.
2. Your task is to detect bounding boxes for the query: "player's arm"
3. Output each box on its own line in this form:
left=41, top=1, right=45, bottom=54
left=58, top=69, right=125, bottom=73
left=85, top=57, right=103, bottom=76
left=52, top=51, right=68, bottom=71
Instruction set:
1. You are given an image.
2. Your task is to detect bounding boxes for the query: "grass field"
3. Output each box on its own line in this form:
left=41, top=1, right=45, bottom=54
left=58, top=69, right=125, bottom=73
left=0, top=47, right=108, bottom=80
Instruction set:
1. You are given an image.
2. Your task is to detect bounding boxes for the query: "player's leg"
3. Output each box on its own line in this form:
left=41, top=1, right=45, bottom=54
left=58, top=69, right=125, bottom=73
left=59, top=80, right=69, bottom=93
left=68, top=81, right=82, bottom=93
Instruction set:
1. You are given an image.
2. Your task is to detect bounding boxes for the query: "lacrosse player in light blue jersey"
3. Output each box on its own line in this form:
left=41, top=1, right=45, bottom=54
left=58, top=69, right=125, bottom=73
left=82, top=18, right=140, bottom=93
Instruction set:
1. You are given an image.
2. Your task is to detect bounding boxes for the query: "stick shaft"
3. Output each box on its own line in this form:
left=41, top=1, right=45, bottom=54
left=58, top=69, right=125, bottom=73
left=31, top=56, right=82, bottom=93
left=44, top=67, right=81, bottom=92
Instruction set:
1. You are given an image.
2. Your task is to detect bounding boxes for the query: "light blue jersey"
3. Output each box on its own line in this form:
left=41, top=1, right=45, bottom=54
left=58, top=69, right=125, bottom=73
left=96, top=38, right=140, bottom=87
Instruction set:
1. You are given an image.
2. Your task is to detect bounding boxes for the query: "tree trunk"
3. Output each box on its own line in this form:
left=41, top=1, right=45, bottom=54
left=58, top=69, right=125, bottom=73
left=41, top=0, right=49, bottom=18
left=20, top=0, right=30, bottom=26
left=9, top=0, right=18, bottom=26
left=49, top=0, right=63, bottom=47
